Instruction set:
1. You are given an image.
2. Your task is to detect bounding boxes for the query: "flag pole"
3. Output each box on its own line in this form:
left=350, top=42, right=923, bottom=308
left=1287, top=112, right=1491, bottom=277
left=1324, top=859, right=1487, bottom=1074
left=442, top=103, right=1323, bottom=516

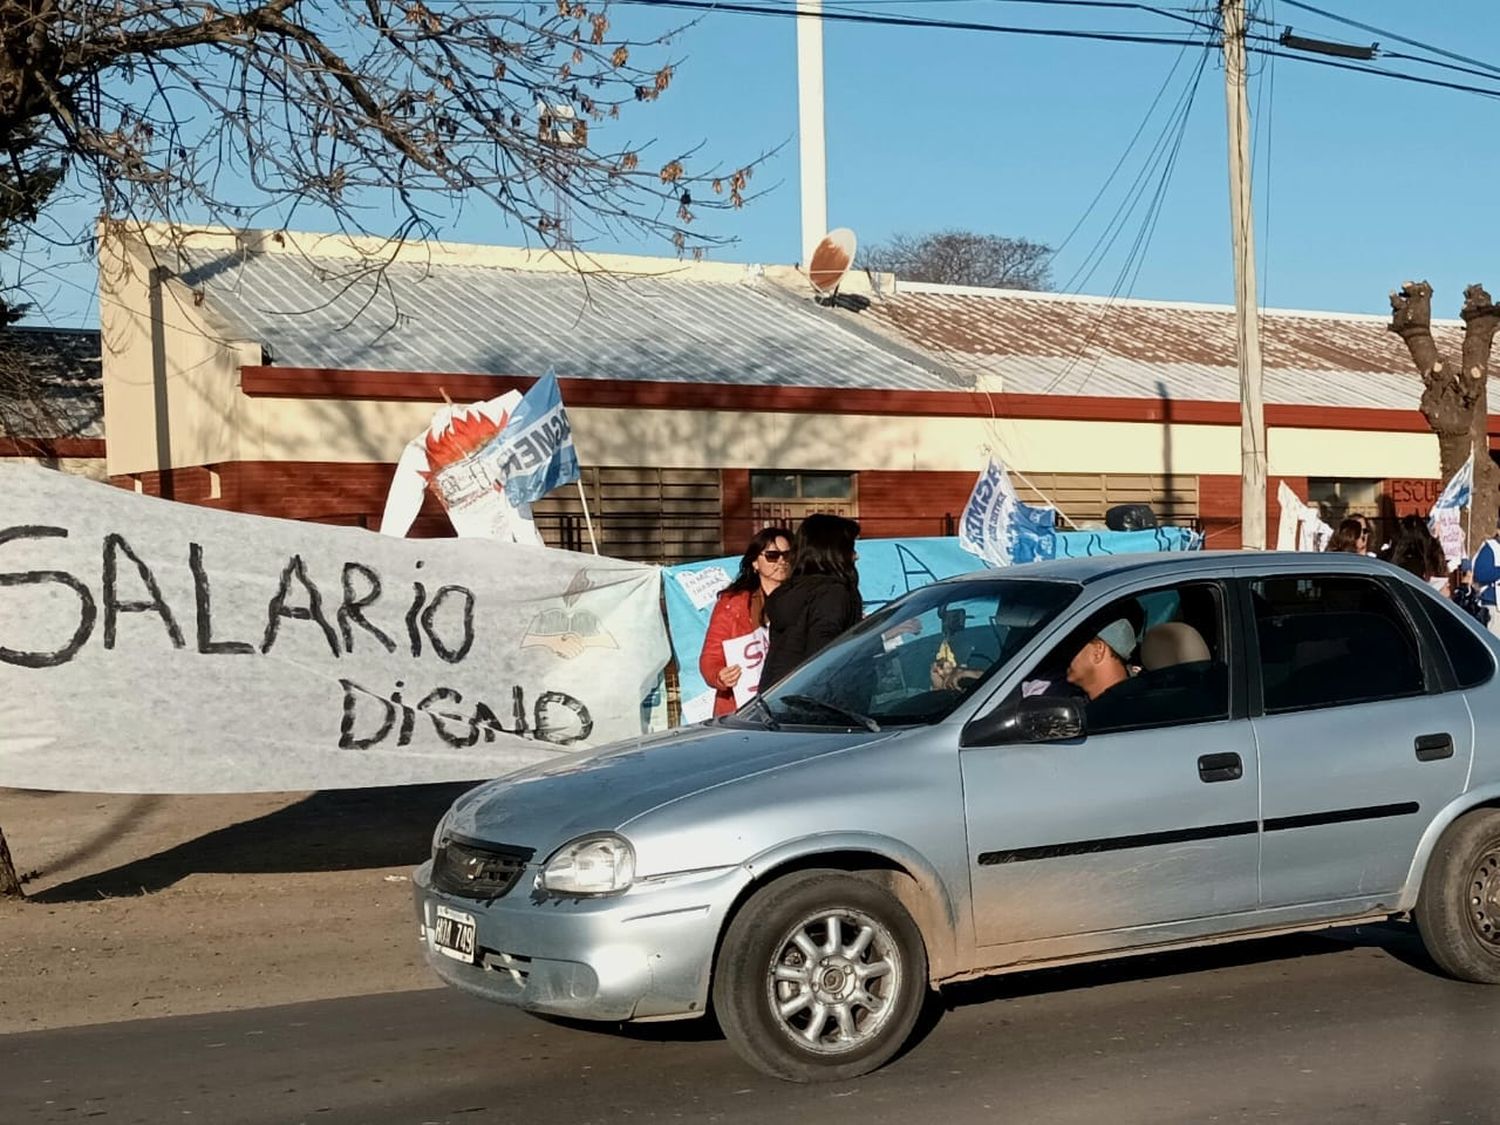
left=576, top=477, right=599, bottom=555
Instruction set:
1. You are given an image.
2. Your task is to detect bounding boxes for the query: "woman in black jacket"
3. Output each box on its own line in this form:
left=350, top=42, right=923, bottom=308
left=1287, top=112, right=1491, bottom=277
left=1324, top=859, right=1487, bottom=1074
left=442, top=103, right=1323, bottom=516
left=760, top=514, right=862, bottom=688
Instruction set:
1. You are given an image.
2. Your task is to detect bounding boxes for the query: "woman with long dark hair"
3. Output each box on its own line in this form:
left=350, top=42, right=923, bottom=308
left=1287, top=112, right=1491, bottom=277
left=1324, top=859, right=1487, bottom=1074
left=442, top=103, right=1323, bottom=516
left=1384, top=514, right=1450, bottom=592
left=760, top=514, right=863, bottom=689
left=1324, top=518, right=1368, bottom=554
left=699, top=526, right=793, bottom=716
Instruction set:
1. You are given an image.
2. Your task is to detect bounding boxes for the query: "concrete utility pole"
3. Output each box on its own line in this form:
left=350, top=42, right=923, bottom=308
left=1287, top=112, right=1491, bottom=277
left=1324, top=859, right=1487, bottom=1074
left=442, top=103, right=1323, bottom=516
left=1221, top=0, right=1267, bottom=549
left=796, top=0, right=829, bottom=266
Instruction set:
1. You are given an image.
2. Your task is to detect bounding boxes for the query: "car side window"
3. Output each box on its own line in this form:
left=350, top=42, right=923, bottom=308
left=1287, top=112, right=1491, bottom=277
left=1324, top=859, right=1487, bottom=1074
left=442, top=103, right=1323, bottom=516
left=1003, top=580, right=1230, bottom=737
left=1251, top=575, right=1426, bottom=713
left=1416, top=596, right=1495, bottom=690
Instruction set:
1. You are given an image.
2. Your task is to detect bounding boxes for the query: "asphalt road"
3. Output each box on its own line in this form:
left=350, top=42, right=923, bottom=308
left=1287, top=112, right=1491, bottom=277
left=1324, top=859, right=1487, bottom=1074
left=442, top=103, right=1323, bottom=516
left=4, top=924, right=1497, bottom=1125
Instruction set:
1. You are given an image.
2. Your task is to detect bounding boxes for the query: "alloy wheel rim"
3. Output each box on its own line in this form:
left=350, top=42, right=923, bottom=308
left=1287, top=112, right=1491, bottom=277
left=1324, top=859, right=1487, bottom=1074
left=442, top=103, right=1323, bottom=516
left=764, top=907, right=902, bottom=1056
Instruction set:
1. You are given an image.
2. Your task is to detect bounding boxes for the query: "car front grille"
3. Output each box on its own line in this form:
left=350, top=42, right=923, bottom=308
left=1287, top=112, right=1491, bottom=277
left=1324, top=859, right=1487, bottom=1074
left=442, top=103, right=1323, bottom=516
left=432, top=836, right=535, bottom=900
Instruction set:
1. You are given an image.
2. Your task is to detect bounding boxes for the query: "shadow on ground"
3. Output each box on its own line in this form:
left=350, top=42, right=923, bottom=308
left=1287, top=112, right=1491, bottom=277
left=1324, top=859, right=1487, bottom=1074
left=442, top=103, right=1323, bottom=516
left=533, top=922, right=1430, bottom=1049
left=29, top=782, right=479, bottom=903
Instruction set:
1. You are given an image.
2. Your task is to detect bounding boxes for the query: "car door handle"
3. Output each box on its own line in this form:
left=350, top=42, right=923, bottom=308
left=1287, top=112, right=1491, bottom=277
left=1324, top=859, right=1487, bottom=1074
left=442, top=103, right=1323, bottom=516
left=1415, top=733, right=1454, bottom=762
left=1198, top=752, right=1243, bottom=783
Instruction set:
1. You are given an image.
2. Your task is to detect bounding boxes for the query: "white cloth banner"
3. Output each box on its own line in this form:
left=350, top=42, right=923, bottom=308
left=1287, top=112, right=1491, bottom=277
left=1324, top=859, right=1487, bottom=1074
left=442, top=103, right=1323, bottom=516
left=380, top=392, right=543, bottom=545
left=0, top=465, right=668, bottom=793
left=1276, top=481, right=1332, bottom=552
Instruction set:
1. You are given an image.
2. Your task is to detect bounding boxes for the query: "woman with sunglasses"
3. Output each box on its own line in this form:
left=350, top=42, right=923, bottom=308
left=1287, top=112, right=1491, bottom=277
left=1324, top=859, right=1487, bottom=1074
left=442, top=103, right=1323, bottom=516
left=699, top=526, right=794, bottom=717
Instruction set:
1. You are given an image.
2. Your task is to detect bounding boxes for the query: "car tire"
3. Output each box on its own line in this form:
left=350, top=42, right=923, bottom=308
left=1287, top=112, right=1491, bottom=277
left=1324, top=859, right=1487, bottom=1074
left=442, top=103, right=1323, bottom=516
left=1414, top=808, right=1500, bottom=984
left=712, top=870, right=929, bottom=1083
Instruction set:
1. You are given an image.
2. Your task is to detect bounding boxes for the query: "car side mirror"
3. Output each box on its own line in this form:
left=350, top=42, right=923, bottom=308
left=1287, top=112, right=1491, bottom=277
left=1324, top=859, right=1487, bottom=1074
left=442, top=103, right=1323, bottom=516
left=962, top=696, right=1086, bottom=748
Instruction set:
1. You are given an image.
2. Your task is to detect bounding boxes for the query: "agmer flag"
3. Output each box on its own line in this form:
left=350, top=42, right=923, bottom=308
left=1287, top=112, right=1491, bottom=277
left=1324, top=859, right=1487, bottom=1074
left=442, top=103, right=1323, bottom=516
left=489, top=371, right=580, bottom=508
left=957, top=457, right=1057, bottom=567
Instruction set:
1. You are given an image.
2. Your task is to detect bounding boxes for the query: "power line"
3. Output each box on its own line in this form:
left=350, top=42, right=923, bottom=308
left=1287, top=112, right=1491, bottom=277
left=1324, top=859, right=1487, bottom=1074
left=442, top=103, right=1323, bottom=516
left=1273, top=0, right=1500, bottom=80
left=710, top=0, right=1217, bottom=29
left=610, top=0, right=1208, bottom=46
left=1246, top=43, right=1500, bottom=101
left=1043, top=42, right=1210, bottom=394
left=613, top=0, right=1500, bottom=101
left=1047, top=30, right=1198, bottom=264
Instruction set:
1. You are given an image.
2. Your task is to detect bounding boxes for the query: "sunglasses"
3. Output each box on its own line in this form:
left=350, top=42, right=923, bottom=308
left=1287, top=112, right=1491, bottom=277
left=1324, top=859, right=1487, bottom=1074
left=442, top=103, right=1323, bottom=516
left=761, top=549, right=790, bottom=562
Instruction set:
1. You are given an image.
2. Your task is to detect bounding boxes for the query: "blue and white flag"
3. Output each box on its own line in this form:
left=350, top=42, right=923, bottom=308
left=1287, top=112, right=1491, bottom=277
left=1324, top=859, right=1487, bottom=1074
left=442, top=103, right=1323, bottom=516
left=1433, top=454, right=1474, bottom=515
left=957, top=457, right=1057, bottom=568
left=1430, top=452, right=1474, bottom=568
left=487, top=370, right=580, bottom=507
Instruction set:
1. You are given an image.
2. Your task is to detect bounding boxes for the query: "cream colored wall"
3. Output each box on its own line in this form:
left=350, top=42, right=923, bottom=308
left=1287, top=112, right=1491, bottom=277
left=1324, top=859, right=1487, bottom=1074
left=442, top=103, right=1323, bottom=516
left=1267, top=427, right=1439, bottom=479
left=234, top=398, right=1235, bottom=473
left=2, top=457, right=107, bottom=481
left=222, top=395, right=1446, bottom=478
left=100, top=235, right=261, bottom=477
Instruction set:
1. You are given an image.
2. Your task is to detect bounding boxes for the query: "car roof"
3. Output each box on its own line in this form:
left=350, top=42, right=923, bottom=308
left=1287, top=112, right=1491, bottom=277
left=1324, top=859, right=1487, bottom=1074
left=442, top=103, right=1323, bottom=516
left=937, top=550, right=1407, bottom=587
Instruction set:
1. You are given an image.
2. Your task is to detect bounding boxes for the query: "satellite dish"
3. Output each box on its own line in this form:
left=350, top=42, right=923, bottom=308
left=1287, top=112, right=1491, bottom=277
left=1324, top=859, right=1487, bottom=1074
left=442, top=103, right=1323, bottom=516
left=809, top=228, right=857, bottom=297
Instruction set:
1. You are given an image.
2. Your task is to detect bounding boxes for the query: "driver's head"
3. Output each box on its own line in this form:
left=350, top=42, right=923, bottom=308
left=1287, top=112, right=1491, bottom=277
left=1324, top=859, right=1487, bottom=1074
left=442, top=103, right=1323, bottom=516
left=1066, top=618, right=1135, bottom=700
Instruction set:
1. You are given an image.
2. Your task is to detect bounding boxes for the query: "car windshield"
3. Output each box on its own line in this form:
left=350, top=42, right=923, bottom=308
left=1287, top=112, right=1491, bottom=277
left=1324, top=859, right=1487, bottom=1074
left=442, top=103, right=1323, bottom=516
left=755, top=578, right=1080, bottom=728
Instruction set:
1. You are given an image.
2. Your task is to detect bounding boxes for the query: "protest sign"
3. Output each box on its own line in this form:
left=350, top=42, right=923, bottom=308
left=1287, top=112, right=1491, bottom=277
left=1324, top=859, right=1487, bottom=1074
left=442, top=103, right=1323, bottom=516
left=723, top=627, right=769, bottom=707
left=0, top=465, right=668, bottom=793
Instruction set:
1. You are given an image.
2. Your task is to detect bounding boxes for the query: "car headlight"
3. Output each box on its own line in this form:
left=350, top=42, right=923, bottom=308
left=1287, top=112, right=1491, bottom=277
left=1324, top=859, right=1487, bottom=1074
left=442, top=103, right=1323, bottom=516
left=541, top=834, right=636, bottom=896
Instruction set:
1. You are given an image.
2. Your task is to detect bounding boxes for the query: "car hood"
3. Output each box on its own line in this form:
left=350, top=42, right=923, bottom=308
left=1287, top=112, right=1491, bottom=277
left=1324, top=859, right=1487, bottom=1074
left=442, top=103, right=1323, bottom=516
left=444, top=721, right=889, bottom=855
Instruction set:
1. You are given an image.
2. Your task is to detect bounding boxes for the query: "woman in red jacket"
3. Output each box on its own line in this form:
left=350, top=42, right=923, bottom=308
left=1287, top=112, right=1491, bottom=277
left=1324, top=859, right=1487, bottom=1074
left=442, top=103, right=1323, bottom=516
left=699, top=527, right=793, bottom=716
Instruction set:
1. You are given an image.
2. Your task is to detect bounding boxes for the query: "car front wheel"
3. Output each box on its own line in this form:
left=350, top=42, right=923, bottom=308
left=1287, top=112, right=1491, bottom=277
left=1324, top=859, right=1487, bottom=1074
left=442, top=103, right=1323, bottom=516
left=712, top=870, right=929, bottom=1082
left=1415, top=808, right=1500, bottom=983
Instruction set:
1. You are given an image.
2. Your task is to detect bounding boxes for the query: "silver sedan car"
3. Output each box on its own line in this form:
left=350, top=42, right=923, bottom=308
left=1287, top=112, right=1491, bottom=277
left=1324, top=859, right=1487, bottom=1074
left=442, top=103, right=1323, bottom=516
left=413, top=552, right=1500, bottom=1082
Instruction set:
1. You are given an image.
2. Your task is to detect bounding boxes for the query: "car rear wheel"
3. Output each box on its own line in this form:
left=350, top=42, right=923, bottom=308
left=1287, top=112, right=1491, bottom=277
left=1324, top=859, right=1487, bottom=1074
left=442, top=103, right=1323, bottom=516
left=1415, top=808, right=1500, bottom=984
left=712, top=870, right=929, bottom=1083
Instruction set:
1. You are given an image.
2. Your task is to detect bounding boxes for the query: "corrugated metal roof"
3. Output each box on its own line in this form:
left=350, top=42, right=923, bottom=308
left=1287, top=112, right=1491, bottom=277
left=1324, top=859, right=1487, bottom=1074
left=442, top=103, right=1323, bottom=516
left=173, top=242, right=1473, bottom=413
left=0, top=327, right=103, bottom=439
left=176, top=249, right=965, bottom=393
left=860, top=285, right=1465, bottom=410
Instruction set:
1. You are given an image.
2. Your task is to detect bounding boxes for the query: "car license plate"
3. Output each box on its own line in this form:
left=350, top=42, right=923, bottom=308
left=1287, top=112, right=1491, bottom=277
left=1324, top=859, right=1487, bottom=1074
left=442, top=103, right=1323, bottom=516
left=432, top=904, right=477, bottom=963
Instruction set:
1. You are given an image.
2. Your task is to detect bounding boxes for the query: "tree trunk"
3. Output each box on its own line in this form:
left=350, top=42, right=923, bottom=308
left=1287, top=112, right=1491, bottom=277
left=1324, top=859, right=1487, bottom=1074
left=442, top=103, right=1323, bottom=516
left=0, top=823, right=22, bottom=899
left=1461, top=285, right=1500, bottom=534
left=1389, top=280, right=1499, bottom=544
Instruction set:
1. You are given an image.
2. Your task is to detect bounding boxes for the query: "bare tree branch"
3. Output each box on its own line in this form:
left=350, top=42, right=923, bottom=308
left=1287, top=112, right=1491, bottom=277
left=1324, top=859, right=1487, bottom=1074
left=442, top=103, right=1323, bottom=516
left=0, top=0, right=771, bottom=289
left=864, top=229, right=1053, bottom=291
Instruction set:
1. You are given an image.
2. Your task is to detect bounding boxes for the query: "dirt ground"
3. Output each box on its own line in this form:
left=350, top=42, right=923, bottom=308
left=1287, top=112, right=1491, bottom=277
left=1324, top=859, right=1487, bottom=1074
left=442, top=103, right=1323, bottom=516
left=0, top=781, right=482, bottom=1033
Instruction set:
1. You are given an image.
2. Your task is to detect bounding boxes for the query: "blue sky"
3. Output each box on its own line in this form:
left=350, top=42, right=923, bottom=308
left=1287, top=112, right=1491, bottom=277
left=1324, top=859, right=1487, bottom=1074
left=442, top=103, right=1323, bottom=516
left=15, top=1, right=1500, bottom=326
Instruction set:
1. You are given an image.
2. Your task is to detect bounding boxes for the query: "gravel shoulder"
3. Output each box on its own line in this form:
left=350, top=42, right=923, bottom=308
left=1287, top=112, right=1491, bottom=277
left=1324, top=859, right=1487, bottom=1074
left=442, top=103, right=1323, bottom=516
left=0, top=783, right=477, bottom=1033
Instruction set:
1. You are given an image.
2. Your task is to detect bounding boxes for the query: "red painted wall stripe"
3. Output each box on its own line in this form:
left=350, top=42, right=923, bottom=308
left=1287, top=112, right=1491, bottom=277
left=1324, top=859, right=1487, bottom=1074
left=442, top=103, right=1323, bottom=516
left=0, top=437, right=106, bottom=458
left=239, top=365, right=1457, bottom=435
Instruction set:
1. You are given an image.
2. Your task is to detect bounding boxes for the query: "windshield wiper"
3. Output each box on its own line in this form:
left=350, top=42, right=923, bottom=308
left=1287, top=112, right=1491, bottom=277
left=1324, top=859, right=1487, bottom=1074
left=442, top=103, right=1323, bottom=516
left=747, top=693, right=781, bottom=730
left=780, top=695, right=881, bottom=733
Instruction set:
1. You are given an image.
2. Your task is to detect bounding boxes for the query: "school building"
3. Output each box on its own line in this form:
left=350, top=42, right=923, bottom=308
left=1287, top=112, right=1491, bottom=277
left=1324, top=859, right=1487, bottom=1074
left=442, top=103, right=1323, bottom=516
left=78, top=223, right=1478, bottom=561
